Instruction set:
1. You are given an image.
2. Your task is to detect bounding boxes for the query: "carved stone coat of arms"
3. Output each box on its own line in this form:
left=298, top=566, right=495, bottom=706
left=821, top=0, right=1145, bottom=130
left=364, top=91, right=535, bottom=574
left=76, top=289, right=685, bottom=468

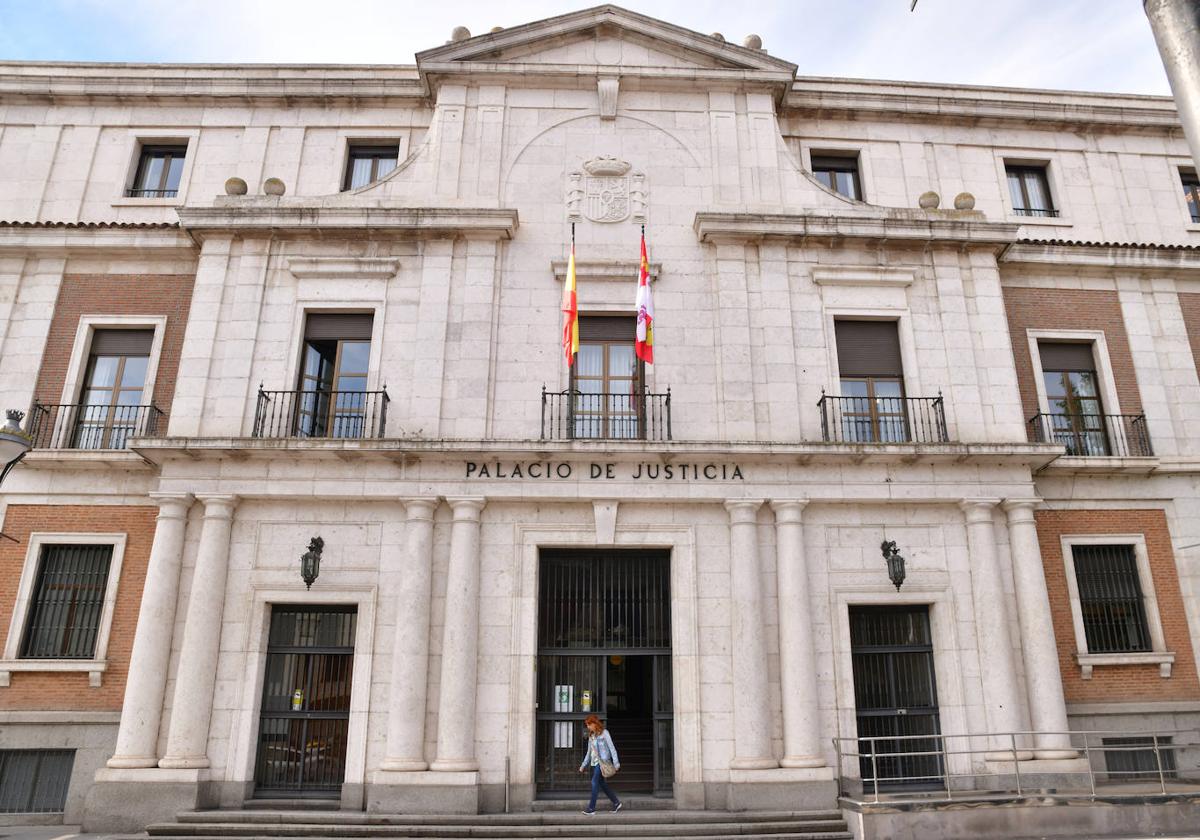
left=567, top=156, right=646, bottom=223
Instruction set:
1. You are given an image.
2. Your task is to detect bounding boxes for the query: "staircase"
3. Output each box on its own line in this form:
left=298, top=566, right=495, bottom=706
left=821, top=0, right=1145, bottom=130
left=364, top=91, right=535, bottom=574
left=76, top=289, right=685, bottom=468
left=145, top=808, right=853, bottom=840
left=603, top=717, right=655, bottom=793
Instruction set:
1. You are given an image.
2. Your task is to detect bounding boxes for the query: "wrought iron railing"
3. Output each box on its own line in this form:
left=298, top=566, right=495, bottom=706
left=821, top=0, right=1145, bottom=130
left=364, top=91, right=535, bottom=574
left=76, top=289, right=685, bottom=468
left=252, top=387, right=389, bottom=439
left=1028, top=412, right=1153, bottom=457
left=540, top=386, right=671, bottom=441
left=1013, top=207, right=1061, bottom=218
left=835, top=728, right=1200, bottom=803
left=818, top=393, right=948, bottom=444
left=28, top=402, right=163, bottom=450
left=124, top=188, right=178, bottom=198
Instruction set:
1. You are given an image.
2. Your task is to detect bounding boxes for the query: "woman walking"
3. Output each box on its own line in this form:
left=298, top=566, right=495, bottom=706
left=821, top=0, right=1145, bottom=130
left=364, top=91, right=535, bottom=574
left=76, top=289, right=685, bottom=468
left=578, top=714, right=622, bottom=815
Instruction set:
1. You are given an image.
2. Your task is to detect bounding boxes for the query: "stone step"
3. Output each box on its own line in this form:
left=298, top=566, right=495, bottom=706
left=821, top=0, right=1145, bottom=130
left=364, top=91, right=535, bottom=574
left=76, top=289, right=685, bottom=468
left=146, top=835, right=852, bottom=840
left=171, top=809, right=843, bottom=825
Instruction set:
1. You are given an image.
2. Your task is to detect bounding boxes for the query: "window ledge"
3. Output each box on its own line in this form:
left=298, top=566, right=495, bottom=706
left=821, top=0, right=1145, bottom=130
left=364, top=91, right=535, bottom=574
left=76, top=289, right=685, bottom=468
left=0, top=659, right=107, bottom=687
left=1076, top=651, right=1174, bottom=679
left=110, top=197, right=182, bottom=208
left=1006, top=214, right=1074, bottom=227
left=1186, top=223, right=1200, bottom=234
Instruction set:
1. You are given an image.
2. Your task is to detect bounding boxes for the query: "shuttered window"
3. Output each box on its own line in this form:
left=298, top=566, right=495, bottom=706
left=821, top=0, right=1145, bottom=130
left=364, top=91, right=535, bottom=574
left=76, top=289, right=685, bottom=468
left=1039, top=341, right=1095, bottom=372
left=835, top=320, right=903, bottom=377
left=1071, top=544, right=1151, bottom=654
left=90, top=329, right=154, bottom=356
left=303, top=313, right=373, bottom=341
left=578, top=315, right=635, bottom=342
left=0, top=750, right=75, bottom=813
left=20, top=544, right=113, bottom=659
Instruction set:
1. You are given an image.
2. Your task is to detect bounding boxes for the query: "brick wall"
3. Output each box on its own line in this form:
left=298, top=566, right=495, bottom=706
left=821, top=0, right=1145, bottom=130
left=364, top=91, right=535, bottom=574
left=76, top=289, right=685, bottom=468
left=1002, top=286, right=1142, bottom=425
left=1035, top=508, right=1200, bottom=703
left=0, top=505, right=156, bottom=711
left=32, top=274, right=194, bottom=428
left=1179, top=292, right=1200, bottom=377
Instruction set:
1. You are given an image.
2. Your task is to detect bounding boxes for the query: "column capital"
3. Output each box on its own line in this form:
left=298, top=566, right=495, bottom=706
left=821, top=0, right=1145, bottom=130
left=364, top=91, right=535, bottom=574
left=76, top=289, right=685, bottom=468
left=959, top=498, right=1001, bottom=522
left=724, top=499, right=764, bottom=523
left=401, top=497, right=439, bottom=521
left=149, top=493, right=194, bottom=519
left=1001, top=498, right=1042, bottom=521
left=196, top=494, right=239, bottom=519
left=445, top=496, right=486, bottom=520
left=770, top=499, right=809, bottom=522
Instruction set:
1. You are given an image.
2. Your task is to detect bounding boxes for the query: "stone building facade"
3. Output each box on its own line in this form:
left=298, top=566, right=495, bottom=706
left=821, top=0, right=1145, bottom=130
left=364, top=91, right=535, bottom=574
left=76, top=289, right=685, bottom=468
left=1, top=5, right=1199, bottom=835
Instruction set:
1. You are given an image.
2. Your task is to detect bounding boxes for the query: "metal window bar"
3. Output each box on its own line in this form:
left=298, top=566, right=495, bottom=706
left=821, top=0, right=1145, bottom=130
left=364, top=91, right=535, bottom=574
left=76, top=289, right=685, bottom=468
left=20, top=544, right=113, bottom=659
left=1027, top=412, right=1153, bottom=457
left=1071, top=544, right=1152, bottom=654
left=1012, top=207, right=1061, bottom=218
left=540, top=386, right=671, bottom=441
left=1103, top=736, right=1177, bottom=783
left=252, top=388, right=390, bottom=439
left=124, top=188, right=179, bottom=198
left=818, top=392, right=948, bottom=444
left=28, top=403, right=162, bottom=450
left=0, top=750, right=75, bottom=813
left=537, top=552, right=672, bottom=650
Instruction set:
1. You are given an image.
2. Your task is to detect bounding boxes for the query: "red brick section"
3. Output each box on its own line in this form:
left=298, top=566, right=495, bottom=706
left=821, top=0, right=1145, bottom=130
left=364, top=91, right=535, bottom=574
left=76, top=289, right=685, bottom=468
left=1035, top=508, right=1200, bottom=703
left=0, top=505, right=156, bottom=711
left=1179, top=292, right=1200, bottom=377
left=32, top=274, right=194, bottom=428
left=1002, top=286, right=1143, bottom=425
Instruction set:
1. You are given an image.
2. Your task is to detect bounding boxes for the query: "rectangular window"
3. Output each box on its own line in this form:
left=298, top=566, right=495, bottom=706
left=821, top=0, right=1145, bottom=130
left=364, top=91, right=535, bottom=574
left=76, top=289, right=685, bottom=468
left=572, top=316, right=642, bottom=440
left=128, top=144, right=187, bottom=198
left=1005, top=164, right=1058, bottom=217
left=1038, top=340, right=1108, bottom=456
left=0, top=750, right=75, bottom=813
left=1103, top=737, right=1176, bottom=781
left=296, top=313, right=374, bottom=438
left=20, top=544, right=113, bottom=659
left=343, top=144, right=399, bottom=191
left=1182, top=168, right=1200, bottom=223
left=1071, top=544, right=1151, bottom=654
left=835, top=320, right=906, bottom=442
left=74, top=329, right=154, bottom=450
left=811, top=152, right=863, bottom=200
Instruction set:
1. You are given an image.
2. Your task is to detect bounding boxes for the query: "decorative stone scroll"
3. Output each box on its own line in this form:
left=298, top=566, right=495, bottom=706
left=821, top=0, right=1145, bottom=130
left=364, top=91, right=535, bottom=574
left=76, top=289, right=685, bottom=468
left=567, top=156, right=647, bottom=224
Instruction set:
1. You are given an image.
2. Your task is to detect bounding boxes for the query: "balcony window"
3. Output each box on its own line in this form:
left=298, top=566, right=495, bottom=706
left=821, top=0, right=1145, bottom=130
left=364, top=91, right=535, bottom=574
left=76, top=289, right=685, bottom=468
left=834, top=320, right=907, bottom=442
left=1181, top=168, right=1200, bottom=223
left=127, top=144, right=186, bottom=198
left=295, top=313, right=373, bottom=438
left=343, top=144, right=399, bottom=191
left=1038, top=341, right=1109, bottom=455
left=1005, top=163, right=1058, bottom=217
left=811, top=152, right=863, bottom=200
left=571, top=316, right=643, bottom=440
left=76, top=329, right=152, bottom=449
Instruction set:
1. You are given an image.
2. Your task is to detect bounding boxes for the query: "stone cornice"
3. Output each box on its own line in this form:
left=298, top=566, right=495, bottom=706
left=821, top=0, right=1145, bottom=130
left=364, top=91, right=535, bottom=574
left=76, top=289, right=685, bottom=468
left=0, top=224, right=196, bottom=257
left=175, top=205, right=519, bottom=240
left=693, top=211, right=1020, bottom=248
left=1000, top=240, right=1200, bottom=270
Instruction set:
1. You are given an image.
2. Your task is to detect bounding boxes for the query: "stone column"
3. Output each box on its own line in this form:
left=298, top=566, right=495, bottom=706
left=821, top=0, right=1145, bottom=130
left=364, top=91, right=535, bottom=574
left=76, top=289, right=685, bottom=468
left=1002, top=500, right=1075, bottom=759
left=770, top=501, right=826, bottom=768
left=431, top=497, right=486, bottom=772
left=725, top=500, right=777, bottom=770
left=107, top=493, right=193, bottom=768
left=960, top=500, right=1030, bottom=760
left=380, top=498, right=439, bottom=771
left=159, top=495, right=239, bottom=769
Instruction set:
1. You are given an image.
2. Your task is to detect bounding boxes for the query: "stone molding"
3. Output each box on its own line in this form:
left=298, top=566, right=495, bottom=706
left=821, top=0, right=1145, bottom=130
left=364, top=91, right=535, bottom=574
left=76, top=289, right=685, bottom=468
left=693, top=211, right=1019, bottom=248
left=287, top=257, right=401, bottom=280
left=176, top=206, right=518, bottom=240
left=1000, top=240, right=1200, bottom=270
left=550, top=259, right=661, bottom=282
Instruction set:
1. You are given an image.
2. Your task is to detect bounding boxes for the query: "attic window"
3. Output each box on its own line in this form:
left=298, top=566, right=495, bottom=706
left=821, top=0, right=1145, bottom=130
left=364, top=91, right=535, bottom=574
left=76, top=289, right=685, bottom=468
left=343, top=144, right=399, bottom=191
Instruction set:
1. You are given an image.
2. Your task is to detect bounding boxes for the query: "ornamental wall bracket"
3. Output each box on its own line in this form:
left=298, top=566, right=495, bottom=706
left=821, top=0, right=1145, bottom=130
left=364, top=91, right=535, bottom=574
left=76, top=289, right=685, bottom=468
left=567, top=156, right=647, bottom=224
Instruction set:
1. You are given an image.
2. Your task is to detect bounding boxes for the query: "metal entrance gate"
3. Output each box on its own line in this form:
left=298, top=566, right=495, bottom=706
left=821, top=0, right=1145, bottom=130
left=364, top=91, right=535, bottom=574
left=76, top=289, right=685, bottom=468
left=535, top=550, right=673, bottom=796
left=849, top=605, right=944, bottom=790
left=254, top=605, right=356, bottom=797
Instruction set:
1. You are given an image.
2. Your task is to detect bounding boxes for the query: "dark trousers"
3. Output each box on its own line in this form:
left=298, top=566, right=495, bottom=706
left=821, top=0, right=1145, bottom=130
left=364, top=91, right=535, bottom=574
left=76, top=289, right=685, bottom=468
left=587, top=763, right=620, bottom=811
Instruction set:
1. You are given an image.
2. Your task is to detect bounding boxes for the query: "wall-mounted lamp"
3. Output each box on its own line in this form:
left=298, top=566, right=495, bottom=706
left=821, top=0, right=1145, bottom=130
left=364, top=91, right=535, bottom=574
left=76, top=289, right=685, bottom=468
left=300, top=536, right=324, bottom=589
left=881, top=540, right=906, bottom=591
left=0, top=410, right=32, bottom=487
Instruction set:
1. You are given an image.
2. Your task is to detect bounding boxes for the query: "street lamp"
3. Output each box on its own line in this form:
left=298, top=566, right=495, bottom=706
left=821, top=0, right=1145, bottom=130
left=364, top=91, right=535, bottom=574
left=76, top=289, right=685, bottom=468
left=881, top=540, right=907, bottom=591
left=300, top=536, right=324, bottom=590
left=0, top=410, right=32, bottom=487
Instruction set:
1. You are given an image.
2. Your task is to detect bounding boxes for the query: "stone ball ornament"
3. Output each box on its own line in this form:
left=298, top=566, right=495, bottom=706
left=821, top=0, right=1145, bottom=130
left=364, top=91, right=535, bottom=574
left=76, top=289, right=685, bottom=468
left=918, top=190, right=941, bottom=209
left=224, top=177, right=247, bottom=196
left=263, top=177, right=286, bottom=196
left=743, top=34, right=763, bottom=50
left=451, top=26, right=472, bottom=42
left=953, top=191, right=976, bottom=210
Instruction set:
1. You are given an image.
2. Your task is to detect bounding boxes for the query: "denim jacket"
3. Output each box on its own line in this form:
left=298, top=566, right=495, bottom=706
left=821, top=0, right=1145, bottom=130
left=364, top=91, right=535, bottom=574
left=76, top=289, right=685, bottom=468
left=579, top=729, right=620, bottom=770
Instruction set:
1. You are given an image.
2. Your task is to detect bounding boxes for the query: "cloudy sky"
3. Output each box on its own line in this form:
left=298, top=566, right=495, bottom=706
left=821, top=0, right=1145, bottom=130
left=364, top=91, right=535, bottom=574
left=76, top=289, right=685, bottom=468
left=0, top=0, right=1172, bottom=96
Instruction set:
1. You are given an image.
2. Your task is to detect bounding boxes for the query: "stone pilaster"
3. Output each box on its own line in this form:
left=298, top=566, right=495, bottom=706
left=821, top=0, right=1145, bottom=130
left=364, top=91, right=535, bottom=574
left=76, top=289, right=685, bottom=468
left=430, top=497, right=486, bottom=772
left=159, top=495, right=239, bottom=769
left=770, top=501, right=825, bottom=768
left=380, top=498, right=439, bottom=771
left=725, top=499, right=777, bottom=770
left=1002, top=499, right=1075, bottom=759
left=107, top=493, right=193, bottom=768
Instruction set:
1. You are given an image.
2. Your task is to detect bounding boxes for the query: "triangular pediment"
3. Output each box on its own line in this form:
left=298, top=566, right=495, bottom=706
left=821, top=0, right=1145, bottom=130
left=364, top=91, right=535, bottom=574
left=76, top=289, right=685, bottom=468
left=417, top=4, right=798, bottom=76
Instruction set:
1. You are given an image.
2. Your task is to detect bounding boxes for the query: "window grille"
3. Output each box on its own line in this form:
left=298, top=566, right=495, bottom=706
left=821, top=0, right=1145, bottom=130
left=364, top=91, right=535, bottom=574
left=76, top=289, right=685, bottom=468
left=20, top=544, right=113, bottom=659
left=0, top=750, right=74, bottom=813
left=1071, top=544, right=1151, bottom=653
left=1103, top=736, right=1176, bottom=781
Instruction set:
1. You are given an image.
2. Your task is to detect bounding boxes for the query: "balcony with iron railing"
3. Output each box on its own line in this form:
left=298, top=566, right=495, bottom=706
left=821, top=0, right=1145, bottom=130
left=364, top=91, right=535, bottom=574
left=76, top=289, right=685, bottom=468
left=252, top=387, right=390, bottom=440
left=28, top=402, right=163, bottom=450
left=540, top=387, right=671, bottom=441
left=818, top=392, right=949, bottom=444
left=1028, top=412, right=1153, bottom=458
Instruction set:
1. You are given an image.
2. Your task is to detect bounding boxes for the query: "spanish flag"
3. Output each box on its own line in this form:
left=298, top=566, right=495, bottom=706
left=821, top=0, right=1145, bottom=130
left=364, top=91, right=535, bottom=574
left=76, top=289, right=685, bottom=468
left=562, top=239, right=579, bottom=366
left=635, top=230, right=654, bottom=364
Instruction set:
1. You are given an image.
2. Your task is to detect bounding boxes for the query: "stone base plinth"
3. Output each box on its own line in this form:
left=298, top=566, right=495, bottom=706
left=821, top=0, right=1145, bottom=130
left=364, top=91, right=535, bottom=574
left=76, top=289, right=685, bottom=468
left=725, top=766, right=837, bottom=811
left=366, top=770, right=480, bottom=814
left=83, top=767, right=212, bottom=833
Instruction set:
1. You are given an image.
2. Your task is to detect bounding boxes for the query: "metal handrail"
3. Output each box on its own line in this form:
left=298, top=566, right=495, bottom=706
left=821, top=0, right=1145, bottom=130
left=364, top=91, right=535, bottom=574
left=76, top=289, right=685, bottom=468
left=818, top=391, right=949, bottom=443
left=28, top=402, right=164, bottom=450
left=1028, top=411, right=1153, bottom=457
left=540, top=386, right=672, bottom=441
left=252, top=387, right=390, bottom=439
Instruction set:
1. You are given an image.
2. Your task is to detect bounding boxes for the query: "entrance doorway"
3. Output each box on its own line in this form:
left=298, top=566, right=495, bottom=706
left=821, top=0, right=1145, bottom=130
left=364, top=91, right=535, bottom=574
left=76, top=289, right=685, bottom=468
left=535, top=550, right=673, bottom=797
left=253, top=605, right=356, bottom=797
left=849, top=605, right=943, bottom=790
